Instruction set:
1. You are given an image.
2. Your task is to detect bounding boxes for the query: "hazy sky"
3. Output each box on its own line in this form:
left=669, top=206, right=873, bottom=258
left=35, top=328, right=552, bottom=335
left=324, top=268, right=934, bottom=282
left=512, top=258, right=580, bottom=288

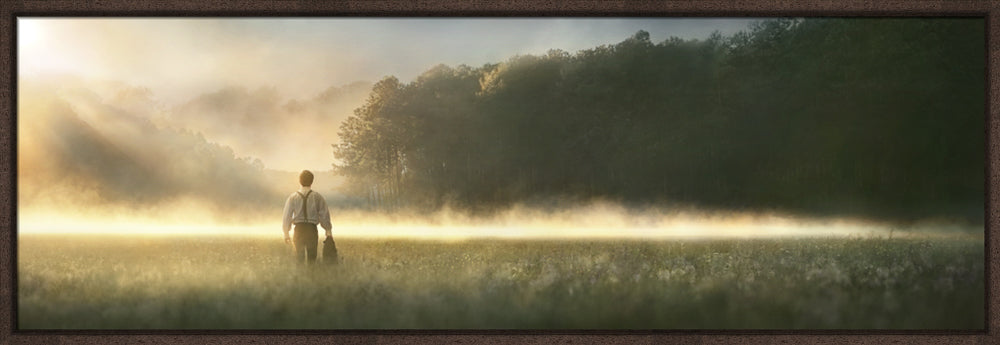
left=18, top=18, right=760, bottom=172
left=18, top=18, right=758, bottom=104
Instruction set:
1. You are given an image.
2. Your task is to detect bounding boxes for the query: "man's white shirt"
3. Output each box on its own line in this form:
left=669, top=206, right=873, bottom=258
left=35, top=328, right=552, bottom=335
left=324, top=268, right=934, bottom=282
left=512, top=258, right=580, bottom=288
left=282, top=186, right=333, bottom=233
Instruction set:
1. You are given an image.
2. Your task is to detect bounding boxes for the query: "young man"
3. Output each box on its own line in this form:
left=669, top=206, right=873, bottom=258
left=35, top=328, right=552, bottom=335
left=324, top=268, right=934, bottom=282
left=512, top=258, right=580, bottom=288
left=282, top=170, right=333, bottom=264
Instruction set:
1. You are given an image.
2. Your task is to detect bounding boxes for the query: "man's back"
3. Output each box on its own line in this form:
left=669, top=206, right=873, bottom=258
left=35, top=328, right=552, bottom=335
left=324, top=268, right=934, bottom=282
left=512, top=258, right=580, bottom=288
left=282, top=170, right=334, bottom=265
left=282, top=187, right=332, bottom=233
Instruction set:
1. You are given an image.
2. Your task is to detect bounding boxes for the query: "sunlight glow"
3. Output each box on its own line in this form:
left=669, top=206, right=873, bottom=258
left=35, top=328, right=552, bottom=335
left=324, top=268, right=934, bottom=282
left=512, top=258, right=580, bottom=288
left=17, top=210, right=909, bottom=240
left=18, top=19, right=43, bottom=48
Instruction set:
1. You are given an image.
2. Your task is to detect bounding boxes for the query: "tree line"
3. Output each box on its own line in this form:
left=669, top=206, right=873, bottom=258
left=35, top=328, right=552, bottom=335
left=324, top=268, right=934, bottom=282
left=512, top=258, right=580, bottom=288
left=333, top=18, right=984, bottom=224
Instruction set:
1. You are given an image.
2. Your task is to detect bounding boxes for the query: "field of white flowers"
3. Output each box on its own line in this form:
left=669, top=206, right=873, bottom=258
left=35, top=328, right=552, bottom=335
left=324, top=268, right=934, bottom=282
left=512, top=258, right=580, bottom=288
left=17, top=234, right=984, bottom=329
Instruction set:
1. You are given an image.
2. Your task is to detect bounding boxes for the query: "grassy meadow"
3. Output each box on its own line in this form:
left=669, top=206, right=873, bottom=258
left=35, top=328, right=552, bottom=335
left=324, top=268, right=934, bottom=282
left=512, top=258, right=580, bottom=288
left=17, top=233, right=984, bottom=329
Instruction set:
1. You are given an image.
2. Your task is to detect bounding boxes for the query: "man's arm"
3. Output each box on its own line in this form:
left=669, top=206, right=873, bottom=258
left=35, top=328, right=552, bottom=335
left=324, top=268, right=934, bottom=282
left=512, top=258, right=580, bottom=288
left=281, top=195, right=294, bottom=243
left=317, top=195, right=333, bottom=237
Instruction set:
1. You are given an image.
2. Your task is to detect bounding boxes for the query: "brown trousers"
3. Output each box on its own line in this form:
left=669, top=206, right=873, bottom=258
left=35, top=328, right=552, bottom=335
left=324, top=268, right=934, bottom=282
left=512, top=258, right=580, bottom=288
left=292, top=223, right=318, bottom=264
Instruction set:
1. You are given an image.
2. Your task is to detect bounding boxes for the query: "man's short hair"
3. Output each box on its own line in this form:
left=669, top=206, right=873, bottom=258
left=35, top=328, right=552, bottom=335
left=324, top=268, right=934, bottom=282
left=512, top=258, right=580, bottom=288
left=299, top=170, right=314, bottom=187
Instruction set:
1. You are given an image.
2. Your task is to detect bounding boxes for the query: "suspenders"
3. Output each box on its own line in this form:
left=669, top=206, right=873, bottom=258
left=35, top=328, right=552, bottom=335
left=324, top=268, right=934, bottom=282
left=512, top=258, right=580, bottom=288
left=295, top=190, right=313, bottom=224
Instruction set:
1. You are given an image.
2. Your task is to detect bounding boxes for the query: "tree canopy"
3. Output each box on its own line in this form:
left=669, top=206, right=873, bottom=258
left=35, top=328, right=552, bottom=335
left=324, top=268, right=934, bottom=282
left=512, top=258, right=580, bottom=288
left=333, top=18, right=985, bottom=225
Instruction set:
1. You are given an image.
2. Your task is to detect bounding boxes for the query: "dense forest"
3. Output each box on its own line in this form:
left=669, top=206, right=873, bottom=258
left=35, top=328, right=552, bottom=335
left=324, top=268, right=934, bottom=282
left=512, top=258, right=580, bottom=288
left=333, top=18, right=984, bottom=225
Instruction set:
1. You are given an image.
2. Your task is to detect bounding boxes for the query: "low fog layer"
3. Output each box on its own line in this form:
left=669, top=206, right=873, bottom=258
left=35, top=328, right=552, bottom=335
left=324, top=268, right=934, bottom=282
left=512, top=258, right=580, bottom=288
left=19, top=199, right=981, bottom=238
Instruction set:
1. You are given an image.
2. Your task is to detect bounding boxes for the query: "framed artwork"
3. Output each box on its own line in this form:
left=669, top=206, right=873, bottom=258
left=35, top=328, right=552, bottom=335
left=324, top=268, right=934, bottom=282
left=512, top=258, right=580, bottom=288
left=4, top=1, right=994, bottom=344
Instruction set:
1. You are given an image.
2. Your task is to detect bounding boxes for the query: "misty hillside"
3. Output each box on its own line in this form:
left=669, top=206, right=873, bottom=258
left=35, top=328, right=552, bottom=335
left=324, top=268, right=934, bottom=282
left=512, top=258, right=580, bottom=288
left=162, top=81, right=372, bottom=171
left=333, top=18, right=984, bottom=225
left=18, top=70, right=364, bottom=221
left=18, top=80, right=284, bottom=220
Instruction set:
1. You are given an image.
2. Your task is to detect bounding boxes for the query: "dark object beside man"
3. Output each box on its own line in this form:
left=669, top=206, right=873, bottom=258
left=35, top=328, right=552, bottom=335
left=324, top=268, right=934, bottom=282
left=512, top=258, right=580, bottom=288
left=323, top=236, right=338, bottom=264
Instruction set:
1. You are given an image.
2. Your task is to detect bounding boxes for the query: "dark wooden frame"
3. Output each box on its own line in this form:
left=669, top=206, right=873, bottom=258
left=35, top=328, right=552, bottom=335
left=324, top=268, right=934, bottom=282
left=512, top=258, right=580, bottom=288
left=1, top=1, right=996, bottom=344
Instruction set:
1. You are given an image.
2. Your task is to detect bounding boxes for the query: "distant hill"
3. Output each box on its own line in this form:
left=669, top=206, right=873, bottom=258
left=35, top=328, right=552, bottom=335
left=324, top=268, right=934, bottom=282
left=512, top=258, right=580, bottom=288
left=163, top=81, right=372, bottom=171
left=18, top=79, right=283, bottom=221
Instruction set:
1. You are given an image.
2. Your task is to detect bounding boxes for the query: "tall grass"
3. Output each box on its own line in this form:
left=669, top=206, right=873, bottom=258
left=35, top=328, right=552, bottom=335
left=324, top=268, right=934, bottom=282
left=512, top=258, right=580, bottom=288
left=17, top=234, right=984, bottom=329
